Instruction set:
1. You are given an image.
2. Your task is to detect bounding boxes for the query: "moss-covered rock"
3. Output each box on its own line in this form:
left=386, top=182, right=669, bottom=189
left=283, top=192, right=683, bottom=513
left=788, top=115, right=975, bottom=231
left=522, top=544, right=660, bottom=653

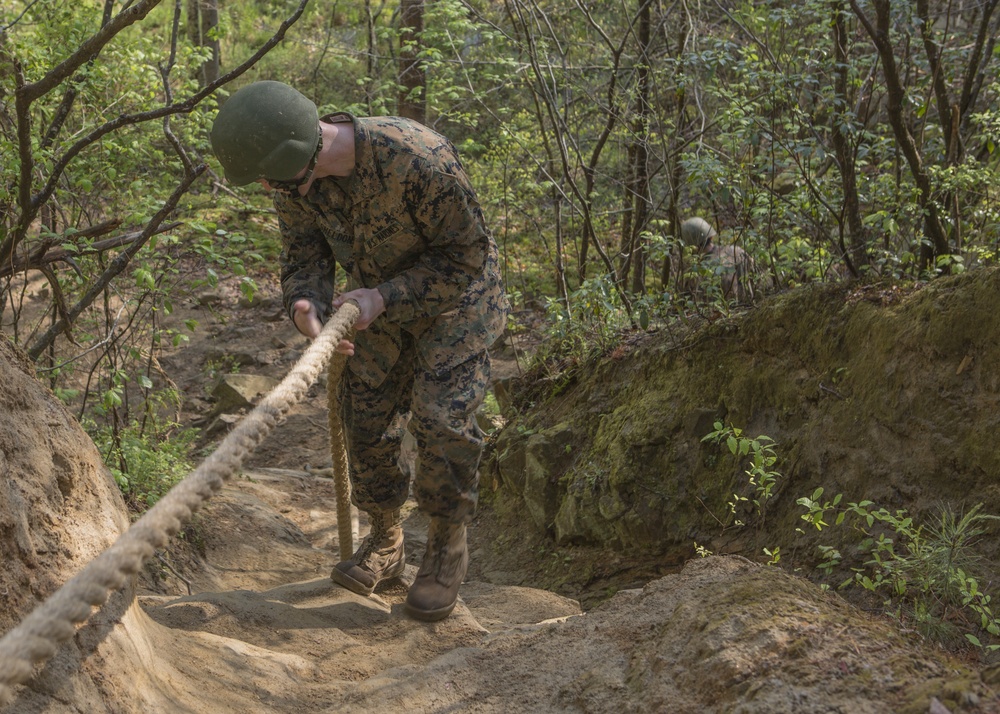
left=491, top=271, right=1000, bottom=575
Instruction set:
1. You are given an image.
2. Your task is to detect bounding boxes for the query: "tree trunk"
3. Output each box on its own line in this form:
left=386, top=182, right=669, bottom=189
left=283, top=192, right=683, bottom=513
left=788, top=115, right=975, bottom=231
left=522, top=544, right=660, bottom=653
left=627, top=0, right=651, bottom=296
left=398, top=0, right=426, bottom=123
left=850, top=0, right=950, bottom=269
left=661, top=24, right=688, bottom=292
left=830, top=1, right=866, bottom=275
left=187, top=0, right=221, bottom=88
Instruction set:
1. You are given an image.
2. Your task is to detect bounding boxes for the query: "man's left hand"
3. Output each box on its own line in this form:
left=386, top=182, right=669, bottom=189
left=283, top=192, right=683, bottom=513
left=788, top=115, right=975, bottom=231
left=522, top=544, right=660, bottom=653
left=332, top=287, right=386, bottom=331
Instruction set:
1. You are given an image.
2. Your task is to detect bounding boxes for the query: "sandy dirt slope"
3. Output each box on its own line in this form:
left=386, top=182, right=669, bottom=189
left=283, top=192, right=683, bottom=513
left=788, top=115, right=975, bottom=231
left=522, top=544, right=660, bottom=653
left=119, top=468, right=586, bottom=713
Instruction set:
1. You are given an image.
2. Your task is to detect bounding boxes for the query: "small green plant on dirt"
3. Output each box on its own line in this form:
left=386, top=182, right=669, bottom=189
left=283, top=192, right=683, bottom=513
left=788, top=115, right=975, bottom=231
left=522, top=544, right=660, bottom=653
left=203, top=354, right=243, bottom=384
left=801, top=494, right=1000, bottom=651
left=696, top=421, right=784, bottom=567
left=702, top=421, right=781, bottom=528
left=577, top=463, right=607, bottom=492
left=796, top=487, right=845, bottom=530
left=815, top=545, right=842, bottom=582
left=849, top=502, right=1000, bottom=650
left=698, top=422, right=1000, bottom=650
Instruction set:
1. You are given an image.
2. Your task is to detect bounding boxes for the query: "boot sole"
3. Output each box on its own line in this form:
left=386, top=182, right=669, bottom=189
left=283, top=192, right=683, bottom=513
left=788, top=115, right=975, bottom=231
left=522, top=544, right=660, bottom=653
left=403, top=598, right=458, bottom=622
left=331, top=557, right=406, bottom=597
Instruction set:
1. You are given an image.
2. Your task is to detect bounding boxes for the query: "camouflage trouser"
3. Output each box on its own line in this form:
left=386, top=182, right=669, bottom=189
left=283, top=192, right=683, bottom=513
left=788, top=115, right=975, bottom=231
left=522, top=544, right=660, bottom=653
left=342, top=333, right=490, bottom=524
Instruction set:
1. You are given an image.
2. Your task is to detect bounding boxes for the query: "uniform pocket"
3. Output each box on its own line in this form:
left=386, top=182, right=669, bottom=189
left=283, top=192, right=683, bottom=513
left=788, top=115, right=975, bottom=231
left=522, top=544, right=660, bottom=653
left=368, top=227, right=424, bottom=272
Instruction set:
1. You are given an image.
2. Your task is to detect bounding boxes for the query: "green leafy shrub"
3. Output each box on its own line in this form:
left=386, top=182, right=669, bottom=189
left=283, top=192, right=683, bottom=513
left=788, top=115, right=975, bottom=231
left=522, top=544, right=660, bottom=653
left=535, top=274, right=631, bottom=364
left=796, top=490, right=1000, bottom=650
left=836, top=502, right=1000, bottom=650
left=88, top=417, right=199, bottom=510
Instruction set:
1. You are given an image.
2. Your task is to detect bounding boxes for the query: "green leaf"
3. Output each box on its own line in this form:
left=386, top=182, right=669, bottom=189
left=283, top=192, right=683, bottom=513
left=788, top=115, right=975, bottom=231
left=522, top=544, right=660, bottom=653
left=103, top=388, right=122, bottom=410
left=239, top=279, right=256, bottom=302
left=134, top=268, right=155, bottom=290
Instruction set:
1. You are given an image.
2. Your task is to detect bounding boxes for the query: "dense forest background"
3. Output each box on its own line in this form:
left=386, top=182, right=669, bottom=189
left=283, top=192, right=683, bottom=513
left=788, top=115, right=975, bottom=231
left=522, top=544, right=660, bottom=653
left=1, top=0, right=999, bottom=501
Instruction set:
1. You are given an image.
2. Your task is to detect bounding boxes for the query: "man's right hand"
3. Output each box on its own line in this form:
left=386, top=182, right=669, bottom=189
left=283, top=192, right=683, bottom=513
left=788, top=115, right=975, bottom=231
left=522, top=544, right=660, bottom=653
left=291, top=299, right=323, bottom=339
left=291, top=298, right=355, bottom=355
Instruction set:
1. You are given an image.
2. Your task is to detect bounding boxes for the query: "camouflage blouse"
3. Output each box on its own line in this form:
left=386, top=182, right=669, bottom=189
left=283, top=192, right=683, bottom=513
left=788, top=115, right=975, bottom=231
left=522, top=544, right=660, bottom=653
left=274, top=113, right=508, bottom=387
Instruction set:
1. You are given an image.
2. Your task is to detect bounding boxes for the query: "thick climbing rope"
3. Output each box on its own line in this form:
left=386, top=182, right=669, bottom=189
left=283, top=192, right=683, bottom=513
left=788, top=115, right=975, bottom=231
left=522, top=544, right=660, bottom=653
left=0, top=301, right=360, bottom=707
left=326, top=333, right=355, bottom=561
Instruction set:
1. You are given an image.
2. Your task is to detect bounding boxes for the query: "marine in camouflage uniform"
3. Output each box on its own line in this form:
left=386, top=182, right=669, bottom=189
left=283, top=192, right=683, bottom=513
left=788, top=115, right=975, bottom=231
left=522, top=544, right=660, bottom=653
left=210, top=82, right=508, bottom=621
left=275, top=111, right=507, bottom=520
left=680, top=217, right=756, bottom=303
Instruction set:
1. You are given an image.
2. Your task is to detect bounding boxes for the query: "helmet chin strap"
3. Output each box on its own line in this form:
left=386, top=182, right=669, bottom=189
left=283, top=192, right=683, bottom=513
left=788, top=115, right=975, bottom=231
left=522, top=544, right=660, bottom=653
left=266, top=128, right=323, bottom=193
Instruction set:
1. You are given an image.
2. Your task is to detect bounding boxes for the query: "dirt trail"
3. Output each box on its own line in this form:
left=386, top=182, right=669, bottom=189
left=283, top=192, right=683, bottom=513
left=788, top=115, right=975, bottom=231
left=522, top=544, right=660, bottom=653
left=124, top=468, right=583, bottom=713
left=89, top=467, right=997, bottom=714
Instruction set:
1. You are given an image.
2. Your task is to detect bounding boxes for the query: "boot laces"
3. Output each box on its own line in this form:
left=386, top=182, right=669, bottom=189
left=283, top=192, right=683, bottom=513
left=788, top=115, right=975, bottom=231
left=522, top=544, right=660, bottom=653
left=354, top=510, right=387, bottom=563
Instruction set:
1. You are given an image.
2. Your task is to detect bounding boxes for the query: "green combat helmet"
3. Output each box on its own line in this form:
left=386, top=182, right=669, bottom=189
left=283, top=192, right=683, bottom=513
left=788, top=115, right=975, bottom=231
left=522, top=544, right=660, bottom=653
left=681, top=217, right=717, bottom=249
left=210, top=81, right=320, bottom=186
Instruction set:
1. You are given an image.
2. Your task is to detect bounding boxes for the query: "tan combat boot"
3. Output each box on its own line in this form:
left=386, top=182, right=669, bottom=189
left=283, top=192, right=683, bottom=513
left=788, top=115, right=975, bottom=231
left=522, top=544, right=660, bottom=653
left=331, top=508, right=405, bottom=596
left=404, top=518, right=468, bottom=621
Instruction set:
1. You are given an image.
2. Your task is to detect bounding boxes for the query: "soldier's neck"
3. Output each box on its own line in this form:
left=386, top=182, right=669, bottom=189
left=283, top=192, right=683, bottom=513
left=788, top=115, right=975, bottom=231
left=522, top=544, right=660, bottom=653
left=317, top=121, right=356, bottom=178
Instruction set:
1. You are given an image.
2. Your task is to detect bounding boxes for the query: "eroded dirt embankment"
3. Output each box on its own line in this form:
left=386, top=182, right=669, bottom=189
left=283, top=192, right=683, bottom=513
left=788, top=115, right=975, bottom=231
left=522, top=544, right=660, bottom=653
left=491, top=272, right=1000, bottom=581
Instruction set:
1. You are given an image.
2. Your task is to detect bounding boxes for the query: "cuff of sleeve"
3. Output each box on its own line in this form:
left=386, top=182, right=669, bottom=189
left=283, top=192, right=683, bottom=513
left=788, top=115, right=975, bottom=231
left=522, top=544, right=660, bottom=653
left=377, top=281, right=413, bottom=323
left=285, top=295, right=331, bottom=324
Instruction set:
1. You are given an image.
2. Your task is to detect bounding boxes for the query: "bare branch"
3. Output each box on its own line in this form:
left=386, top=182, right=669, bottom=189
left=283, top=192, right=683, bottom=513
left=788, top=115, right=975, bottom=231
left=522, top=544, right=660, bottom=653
left=34, top=303, right=129, bottom=374
left=0, top=0, right=310, bottom=270
left=27, top=167, right=205, bottom=361
left=0, top=222, right=180, bottom=279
